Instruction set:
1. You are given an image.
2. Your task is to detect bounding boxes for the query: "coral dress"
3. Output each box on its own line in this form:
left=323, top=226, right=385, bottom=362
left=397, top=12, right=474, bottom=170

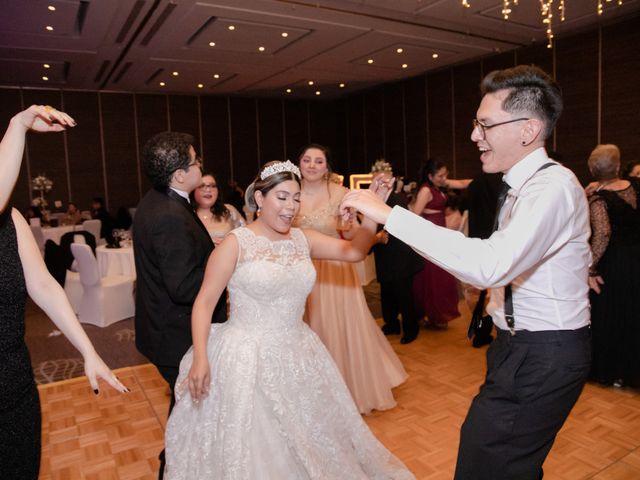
left=294, top=196, right=408, bottom=414
left=164, top=228, right=414, bottom=479
left=413, top=185, right=460, bottom=325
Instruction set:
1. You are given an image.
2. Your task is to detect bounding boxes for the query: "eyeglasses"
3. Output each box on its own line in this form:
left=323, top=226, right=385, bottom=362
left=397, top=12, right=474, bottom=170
left=185, top=156, right=202, bottom=170
left=198, top=183, right=218, bottom=191
left=472, top=118, right=529, bottom=139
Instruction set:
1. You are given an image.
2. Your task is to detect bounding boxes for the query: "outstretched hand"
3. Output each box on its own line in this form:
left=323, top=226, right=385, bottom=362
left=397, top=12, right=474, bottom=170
left=369, top=173, right=395, bottom=202
left=83, top=351, right=130, bottom=394
left=14, top=105, right=76, bottom=133
left=340, top=189, right=393, bottom=225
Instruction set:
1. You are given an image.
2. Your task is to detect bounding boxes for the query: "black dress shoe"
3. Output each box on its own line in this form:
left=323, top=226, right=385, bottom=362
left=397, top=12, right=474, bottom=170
left=381, top=324, right=401, bottom=335
left=400, top=331, right=418, bottom=344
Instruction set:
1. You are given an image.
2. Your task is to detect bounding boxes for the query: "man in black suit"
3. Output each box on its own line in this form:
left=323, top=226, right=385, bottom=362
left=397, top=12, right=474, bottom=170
left=132, top=132, right=226, bottom=479
left=371, top=172, right=423, bottom=344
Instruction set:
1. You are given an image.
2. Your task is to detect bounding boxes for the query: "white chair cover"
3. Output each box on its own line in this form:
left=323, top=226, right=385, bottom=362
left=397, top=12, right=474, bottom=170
left=70, top=243, right=135, bottom=327
left=82, top=219, right=102, bottom=243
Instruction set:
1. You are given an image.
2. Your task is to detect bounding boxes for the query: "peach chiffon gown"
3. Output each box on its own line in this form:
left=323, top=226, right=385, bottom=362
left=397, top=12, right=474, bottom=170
left=294, top=190, right=408, bottom=414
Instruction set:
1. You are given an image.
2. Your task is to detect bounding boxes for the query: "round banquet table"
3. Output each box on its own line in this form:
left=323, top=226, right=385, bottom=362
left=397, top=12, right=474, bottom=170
left=95, top=245, right=135, bottom=278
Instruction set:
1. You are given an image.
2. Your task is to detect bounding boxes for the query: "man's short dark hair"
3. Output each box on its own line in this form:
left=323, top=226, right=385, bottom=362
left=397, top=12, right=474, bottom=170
left=481, top=65, right=563, bottom=140
left=142, top=132, right=195, bottom=189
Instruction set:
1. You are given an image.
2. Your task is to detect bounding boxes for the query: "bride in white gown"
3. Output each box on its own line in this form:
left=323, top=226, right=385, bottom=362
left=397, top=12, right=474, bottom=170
left=164, top=161, right=414, bottom=480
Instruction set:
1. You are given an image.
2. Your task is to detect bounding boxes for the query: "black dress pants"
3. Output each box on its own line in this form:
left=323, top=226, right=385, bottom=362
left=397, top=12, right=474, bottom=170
left=380, top=276, right=419, bottom=337
left=454, top=326, right=591, bottom=480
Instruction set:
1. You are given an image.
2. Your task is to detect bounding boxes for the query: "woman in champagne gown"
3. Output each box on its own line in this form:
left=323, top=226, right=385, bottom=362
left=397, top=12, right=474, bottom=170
left=294, top=144, right=408, bottom=414
left=164, top=161, right=414, bottom=480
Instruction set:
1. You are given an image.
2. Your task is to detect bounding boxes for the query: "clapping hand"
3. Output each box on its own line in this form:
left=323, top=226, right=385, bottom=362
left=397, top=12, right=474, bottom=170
left=14, top=105, right=76, bottom=133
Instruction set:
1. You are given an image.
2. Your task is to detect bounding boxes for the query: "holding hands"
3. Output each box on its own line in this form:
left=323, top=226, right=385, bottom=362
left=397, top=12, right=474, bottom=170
left=340, top=173, right=395, bottom=225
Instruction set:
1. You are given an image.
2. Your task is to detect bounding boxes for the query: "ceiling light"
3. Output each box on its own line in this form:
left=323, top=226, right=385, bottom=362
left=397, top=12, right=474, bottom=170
left=159, top=82, right=165, bottom=86
left=213, top=74, right=220, bottom=79
left=315, top=91, right=321, bottom=96
left=281, top=32, right=288, bottom=37
left=432, top=53, right=439, bottom=59
left=396, top=48, right=403, bottom=53
left=42, top=76, right=49, bottom=81
left=208, top=41, right=216, bottom=47
left=228, top=25, right=235, bottom=31
left=46, top=26, right=54, bottom=31
left=172, top=71, right=179, bottom=76
left=48, top=5, right=56, bottom=11
left=308, top=80, right=314, bottom=86
left=286, top=88, right=292, bottom=93
left=402, top=64, right=408, bottom=69
left=43, top=64, right=50, bottom=69
left=367, top=59, right=374, bottom=64
left=339, top=83, right=345, bottom=88
left=258, top=46, right=265, bottom=52
left=197, top=84, right=204, bottom=89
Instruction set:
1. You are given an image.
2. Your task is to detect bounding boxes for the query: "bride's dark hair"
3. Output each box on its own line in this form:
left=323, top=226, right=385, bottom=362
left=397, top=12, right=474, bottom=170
left=246, top=161, right=301, bottom=210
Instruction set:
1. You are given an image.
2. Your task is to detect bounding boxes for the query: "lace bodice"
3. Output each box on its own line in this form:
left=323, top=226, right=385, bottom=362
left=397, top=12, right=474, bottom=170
left=227, top=227, right=316, bottom=329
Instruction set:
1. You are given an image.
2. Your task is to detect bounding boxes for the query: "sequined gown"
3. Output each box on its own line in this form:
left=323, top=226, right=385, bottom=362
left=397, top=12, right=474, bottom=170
left=294, top=196, right=408, bottom=414
left=164, top=227, right=414, bottom=480
left=0, top=208, right=41, bottom=479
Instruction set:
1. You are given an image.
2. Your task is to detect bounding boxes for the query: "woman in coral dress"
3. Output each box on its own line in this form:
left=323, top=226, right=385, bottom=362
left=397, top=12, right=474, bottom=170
left=294, top=144, right=408, bottom=414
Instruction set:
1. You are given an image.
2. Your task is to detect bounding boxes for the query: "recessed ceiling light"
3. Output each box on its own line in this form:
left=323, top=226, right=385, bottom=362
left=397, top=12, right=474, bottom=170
left=197, top=84, right=204, bottom=89
left=396, top=48, right=403, bottom=54
left=159, top=82, right=165, bottom=86
left=172, top=71, right=179, bottom=76
left=258, top=46, right=265, bottom=52
left=286, top=88, right=292, bottom=93
left=339, top=83, right=345, bottom=88
left=281, top=32, right=288, bottom=37
left=432, top=53, right=439, bottom=59
left=367, top=59, right=374, bottom=64
left=46, top=25, right=54, bottom=31
left=308, top=80, right=314, bottom=86
left=42, top=76, right=49, bottom=81
left=208, top=41, right=216, bottom=47
left=48, top=5, right=56, bottom=11
left=402, top=64, right=408, bottom=69
left=228, top=25, right=235, bottom=31
left=315, top=91, right=321, bottom=96
left=213, top=74, right=220, bottom=79
left=43, top=63, right=50, bottom=69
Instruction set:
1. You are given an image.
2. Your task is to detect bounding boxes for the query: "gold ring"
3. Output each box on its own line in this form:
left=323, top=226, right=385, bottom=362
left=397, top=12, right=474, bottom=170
left=44, top=105, right=55, bottom=113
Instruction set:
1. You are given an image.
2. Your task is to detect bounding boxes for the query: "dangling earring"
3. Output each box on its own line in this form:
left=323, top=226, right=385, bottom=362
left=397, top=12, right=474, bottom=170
left=256, top=206, right=261, bottom=217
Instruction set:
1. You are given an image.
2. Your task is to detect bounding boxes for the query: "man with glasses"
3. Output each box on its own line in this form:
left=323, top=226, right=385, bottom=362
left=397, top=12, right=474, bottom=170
left=132, top=132, right=227, bottom=479
left=342, top=65, right=591, bottom=479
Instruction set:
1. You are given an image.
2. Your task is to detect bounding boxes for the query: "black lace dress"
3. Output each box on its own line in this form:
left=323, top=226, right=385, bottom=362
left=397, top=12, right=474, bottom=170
left=0, top=208, right=41, bottom=478
left=588, top=179, right=640, bottom=387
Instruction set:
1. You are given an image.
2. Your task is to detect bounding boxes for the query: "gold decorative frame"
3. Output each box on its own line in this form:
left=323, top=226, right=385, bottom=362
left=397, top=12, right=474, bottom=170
left=349, top=173, right=373, bottom=190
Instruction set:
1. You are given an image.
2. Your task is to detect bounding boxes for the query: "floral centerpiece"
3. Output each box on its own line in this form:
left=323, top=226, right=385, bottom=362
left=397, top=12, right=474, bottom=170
left=31, top=174, right=53, bottom=211
left=370, top=159, right=393, bottom=174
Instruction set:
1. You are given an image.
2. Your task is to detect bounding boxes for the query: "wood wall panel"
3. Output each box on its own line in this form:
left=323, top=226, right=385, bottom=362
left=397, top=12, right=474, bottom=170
left=383, top=83, right=405, bottom=175
left=452, top=62, right=483, bottom=179
left=363, top=91, right=384, bottom=166
left=257, top=99, right=285, bottom=165
left=22, top=90, right=69, bottom=210
left=404, top=76, right=427, bottom=181
left=283, top=100, right=308, bottom=164
left=309, top=101, right=346, bottom=176
left=229, top=98, right=259, bottom=188
left=200, top=96, right=231, bottom=184
left=555, top=31, right=599, bottom=182
left=0, top=89, right=29, bottom=210
left=100, top=93, right=139, bottom=210
left=346, top=96, right=365, bottom=173
left=135, top=94, right=168, bottom=194
left=169, top=95, right=200, bottom=154
left=426, top=70, right=453, bottom=166
left=63, top=91, right=104, bottom=210
left=516, top=43, right=553, bottom=75
left=481, top=51, right=516, bottom=77
left=601, top=17, right=640, bottom=166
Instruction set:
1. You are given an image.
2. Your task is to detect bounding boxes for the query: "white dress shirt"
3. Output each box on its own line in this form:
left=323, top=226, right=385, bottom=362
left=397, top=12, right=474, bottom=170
left=386, top=148, right=591, bottom=331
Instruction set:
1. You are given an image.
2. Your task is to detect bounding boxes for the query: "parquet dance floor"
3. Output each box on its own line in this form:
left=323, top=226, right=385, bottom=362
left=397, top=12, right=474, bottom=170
left=38, top=303, right=640, bottom=479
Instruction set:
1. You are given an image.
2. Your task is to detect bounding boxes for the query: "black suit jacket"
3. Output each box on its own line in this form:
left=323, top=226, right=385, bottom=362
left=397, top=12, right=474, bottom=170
left=133, top=188, right=227, bottom=368
left=372, top=192, right=423, bottom=283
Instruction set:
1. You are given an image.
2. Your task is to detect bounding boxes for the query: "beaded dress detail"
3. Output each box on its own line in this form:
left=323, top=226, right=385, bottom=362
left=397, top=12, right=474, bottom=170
left=164, top=227, right=414, bottom=479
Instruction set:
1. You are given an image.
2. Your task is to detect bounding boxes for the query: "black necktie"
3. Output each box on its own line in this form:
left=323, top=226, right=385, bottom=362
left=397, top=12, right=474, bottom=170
left=492, top=180, right=511, bottom=231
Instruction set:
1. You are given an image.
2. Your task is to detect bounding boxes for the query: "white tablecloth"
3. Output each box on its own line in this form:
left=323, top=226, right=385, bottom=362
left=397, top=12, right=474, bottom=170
left=96, top=245, right=135, bottom=278
left=355, top=253, right=376, bottom=286
left=42, top=225, right=76, bottom=245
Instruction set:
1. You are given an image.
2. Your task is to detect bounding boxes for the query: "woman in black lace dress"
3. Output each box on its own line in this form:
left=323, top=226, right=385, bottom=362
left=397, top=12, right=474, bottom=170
left=0, top=106, right=128, bottom=478
left=587, top=144, right=640, bottom=388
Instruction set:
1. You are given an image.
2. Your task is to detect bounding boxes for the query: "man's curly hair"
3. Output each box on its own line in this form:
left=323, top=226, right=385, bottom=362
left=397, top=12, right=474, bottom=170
left=142, top=132, right=195, bottom=189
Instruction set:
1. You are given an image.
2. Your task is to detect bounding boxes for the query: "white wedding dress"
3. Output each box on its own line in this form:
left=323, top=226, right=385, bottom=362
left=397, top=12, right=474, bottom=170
left=164, top=227, right=414, bottom=480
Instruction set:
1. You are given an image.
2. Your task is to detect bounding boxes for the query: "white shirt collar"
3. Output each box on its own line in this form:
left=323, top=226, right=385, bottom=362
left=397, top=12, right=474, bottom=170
left=503, top=147, right=551, bottom=192
left=169, top=186, right=190, bottom=203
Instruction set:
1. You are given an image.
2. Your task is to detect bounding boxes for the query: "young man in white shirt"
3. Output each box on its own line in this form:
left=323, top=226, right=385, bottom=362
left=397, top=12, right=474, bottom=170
left=342, top=65, right=591, bottom=480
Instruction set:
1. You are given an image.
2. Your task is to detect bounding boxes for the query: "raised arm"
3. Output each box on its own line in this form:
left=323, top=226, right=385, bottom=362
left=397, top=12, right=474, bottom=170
left=13, top=209, right=127, bottom=394
left=445, top=178, right=472, bottom=189
left=0, top=106, right=75, bottom=212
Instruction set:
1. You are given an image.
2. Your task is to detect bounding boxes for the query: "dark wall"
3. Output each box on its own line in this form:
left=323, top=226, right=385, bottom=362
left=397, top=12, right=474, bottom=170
left=3, top=15, right=639, bottom=214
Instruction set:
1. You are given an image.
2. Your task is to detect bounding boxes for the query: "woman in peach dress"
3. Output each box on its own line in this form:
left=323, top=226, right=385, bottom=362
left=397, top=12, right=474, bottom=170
left=294, top=144, right=407, bottom=414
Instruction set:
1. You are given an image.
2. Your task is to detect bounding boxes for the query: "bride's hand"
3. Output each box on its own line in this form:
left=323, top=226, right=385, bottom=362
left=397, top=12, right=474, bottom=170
left=369, top=173, right=394, bottom=202
left=188, top=354, right=211, bottom=403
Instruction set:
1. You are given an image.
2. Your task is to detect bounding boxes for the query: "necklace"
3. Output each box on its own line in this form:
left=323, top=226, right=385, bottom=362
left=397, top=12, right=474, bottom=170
left=198, top=213, right=210, bottom=220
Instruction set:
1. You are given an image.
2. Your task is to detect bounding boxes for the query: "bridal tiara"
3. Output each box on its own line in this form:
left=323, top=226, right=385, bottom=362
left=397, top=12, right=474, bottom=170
left=260, top=160, right=301, bottom=180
